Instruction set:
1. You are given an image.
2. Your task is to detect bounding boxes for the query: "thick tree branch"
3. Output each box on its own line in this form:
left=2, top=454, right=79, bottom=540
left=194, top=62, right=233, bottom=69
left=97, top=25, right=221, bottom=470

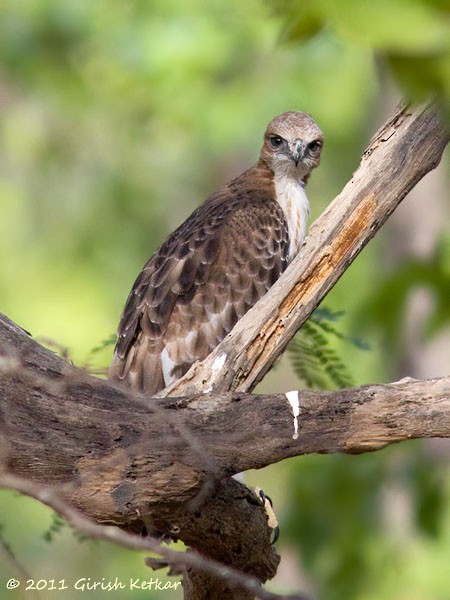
left=1, top=312, right=449, bottom=519
left=162, top=103, right=449, bottom=397
left=1, top=313, right=449, bottom=595
left=0, top=473, right=305, bottom=600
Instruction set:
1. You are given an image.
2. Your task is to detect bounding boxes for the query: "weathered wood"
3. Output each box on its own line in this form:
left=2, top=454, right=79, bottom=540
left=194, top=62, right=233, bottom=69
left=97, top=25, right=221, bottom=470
left=0, top=313, right=449, bottom=597
left=0, top=313, right=280, bottom=598
left=0, top=472, right=289, bottom=600
left=1, top=313, right=449, bottom=519
left=162, top=103, right=449, bottom=398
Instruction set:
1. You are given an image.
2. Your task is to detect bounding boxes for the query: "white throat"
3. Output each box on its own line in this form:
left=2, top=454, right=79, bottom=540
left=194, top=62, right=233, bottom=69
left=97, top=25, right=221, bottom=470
left=274, top=171, right=310, bottom=261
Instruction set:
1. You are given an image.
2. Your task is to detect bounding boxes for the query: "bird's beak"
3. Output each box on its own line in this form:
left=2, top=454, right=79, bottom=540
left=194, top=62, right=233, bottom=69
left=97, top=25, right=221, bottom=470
left=289, top=139, right=305, bottom=167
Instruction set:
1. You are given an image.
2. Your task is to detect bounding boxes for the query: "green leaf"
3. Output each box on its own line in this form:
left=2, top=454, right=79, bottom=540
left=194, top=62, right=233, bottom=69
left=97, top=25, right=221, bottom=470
left=43, top=512, right=66, bottom=543
left=326, top=0, right=449, bottom=52
left=389, top=52, right=450, bottom=107
left=88, top=334, right=117, bottom=355
left=360, top=242, right=450, bottom=348
left=288, top=309, right=364, bottom=390
left=279, top=13, right=325, bottom=44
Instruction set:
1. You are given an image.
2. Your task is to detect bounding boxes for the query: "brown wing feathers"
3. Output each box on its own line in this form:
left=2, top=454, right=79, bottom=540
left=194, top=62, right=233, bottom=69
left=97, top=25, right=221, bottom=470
left=109, top=166, right=289, bottom=394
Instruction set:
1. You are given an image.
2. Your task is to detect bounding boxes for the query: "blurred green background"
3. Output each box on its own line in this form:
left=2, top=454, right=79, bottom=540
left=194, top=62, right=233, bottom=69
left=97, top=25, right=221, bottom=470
left=0, top=1, right=449, bottom=599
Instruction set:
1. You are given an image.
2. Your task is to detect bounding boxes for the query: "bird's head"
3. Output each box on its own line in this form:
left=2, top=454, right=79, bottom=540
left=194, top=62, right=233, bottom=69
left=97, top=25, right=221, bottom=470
left=260, top=111, right=324, bottom=184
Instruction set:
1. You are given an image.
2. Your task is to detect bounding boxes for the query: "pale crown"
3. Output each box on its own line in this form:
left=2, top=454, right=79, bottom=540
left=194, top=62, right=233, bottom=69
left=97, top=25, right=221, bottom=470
left=259, top=111, right=323, bottom=185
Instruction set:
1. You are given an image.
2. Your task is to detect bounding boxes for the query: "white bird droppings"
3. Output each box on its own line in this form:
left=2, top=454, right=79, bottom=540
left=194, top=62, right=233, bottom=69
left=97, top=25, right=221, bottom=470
left=212, top=352, right=227, bottom=373
left=203, top=352, right=227, bottom=392
left=286, top=390, right=300, bottom=440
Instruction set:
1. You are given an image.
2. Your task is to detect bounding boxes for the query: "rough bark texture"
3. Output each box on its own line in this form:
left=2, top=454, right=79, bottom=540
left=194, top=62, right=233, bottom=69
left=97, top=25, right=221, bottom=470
left=1, top=314, right=450, bottom=598
left=0, top=103, right=449, bottom=599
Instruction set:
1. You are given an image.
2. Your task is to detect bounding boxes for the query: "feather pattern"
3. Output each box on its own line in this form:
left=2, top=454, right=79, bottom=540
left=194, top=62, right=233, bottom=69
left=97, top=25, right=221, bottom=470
left=109, top=111, right=323, bottom=394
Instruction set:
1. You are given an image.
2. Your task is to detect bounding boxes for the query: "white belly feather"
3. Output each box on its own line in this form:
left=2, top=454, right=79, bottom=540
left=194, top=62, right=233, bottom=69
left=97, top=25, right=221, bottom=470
left=274, top=173, right=310, bottom=261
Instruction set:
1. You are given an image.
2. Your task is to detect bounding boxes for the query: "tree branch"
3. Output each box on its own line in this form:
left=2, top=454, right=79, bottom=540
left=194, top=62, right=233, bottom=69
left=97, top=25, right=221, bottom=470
left=0, top=473, right=306, bottom=600
left=0, top=313, right=449, bottom=596
left=1, top=315, right=449, bottom=489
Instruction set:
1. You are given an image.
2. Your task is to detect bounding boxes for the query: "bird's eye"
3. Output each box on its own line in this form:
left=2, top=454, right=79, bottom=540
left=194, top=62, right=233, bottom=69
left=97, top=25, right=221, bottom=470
left=269, top=135, right=284, bottom=149
left=308, top=140, right=322, bottom=153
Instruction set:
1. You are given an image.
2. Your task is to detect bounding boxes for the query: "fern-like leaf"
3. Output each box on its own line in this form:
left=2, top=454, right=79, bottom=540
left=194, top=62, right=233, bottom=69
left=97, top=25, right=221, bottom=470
left=288, top=309, right=366, bottom=390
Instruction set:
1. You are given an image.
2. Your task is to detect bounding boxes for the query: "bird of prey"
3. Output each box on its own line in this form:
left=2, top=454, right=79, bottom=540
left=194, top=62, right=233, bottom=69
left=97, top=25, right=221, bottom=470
left=109, top=111, right=323, bottom=394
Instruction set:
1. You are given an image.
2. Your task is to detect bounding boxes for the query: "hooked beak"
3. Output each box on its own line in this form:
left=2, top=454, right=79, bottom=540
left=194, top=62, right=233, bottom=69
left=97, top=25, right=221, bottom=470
left=289, top=139, right=305, bottom=167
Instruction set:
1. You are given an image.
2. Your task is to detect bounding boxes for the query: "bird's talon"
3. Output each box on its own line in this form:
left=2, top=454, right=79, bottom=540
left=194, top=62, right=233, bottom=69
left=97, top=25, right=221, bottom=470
left=254, top=486, right=280, bottom=544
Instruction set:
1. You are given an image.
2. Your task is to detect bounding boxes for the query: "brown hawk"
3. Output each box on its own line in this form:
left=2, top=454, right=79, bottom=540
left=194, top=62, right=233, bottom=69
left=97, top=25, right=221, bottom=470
left=109, top=111, right=323, bottom=393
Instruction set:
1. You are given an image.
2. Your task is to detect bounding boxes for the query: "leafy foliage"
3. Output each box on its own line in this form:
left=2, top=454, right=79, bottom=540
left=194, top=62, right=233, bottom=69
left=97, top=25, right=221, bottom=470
left=42, top=512, right=66, bottom=543
left=288, top=308, right=368, bottom=390
left=357, top=239, right=450, bottom=378
left=283, top=444, right=450, bottom=600
left=271, top=0, right=450, bottom=111
left=82, top=334, right=117, bottom=375
left=43, top=512, right=91, bottom=545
